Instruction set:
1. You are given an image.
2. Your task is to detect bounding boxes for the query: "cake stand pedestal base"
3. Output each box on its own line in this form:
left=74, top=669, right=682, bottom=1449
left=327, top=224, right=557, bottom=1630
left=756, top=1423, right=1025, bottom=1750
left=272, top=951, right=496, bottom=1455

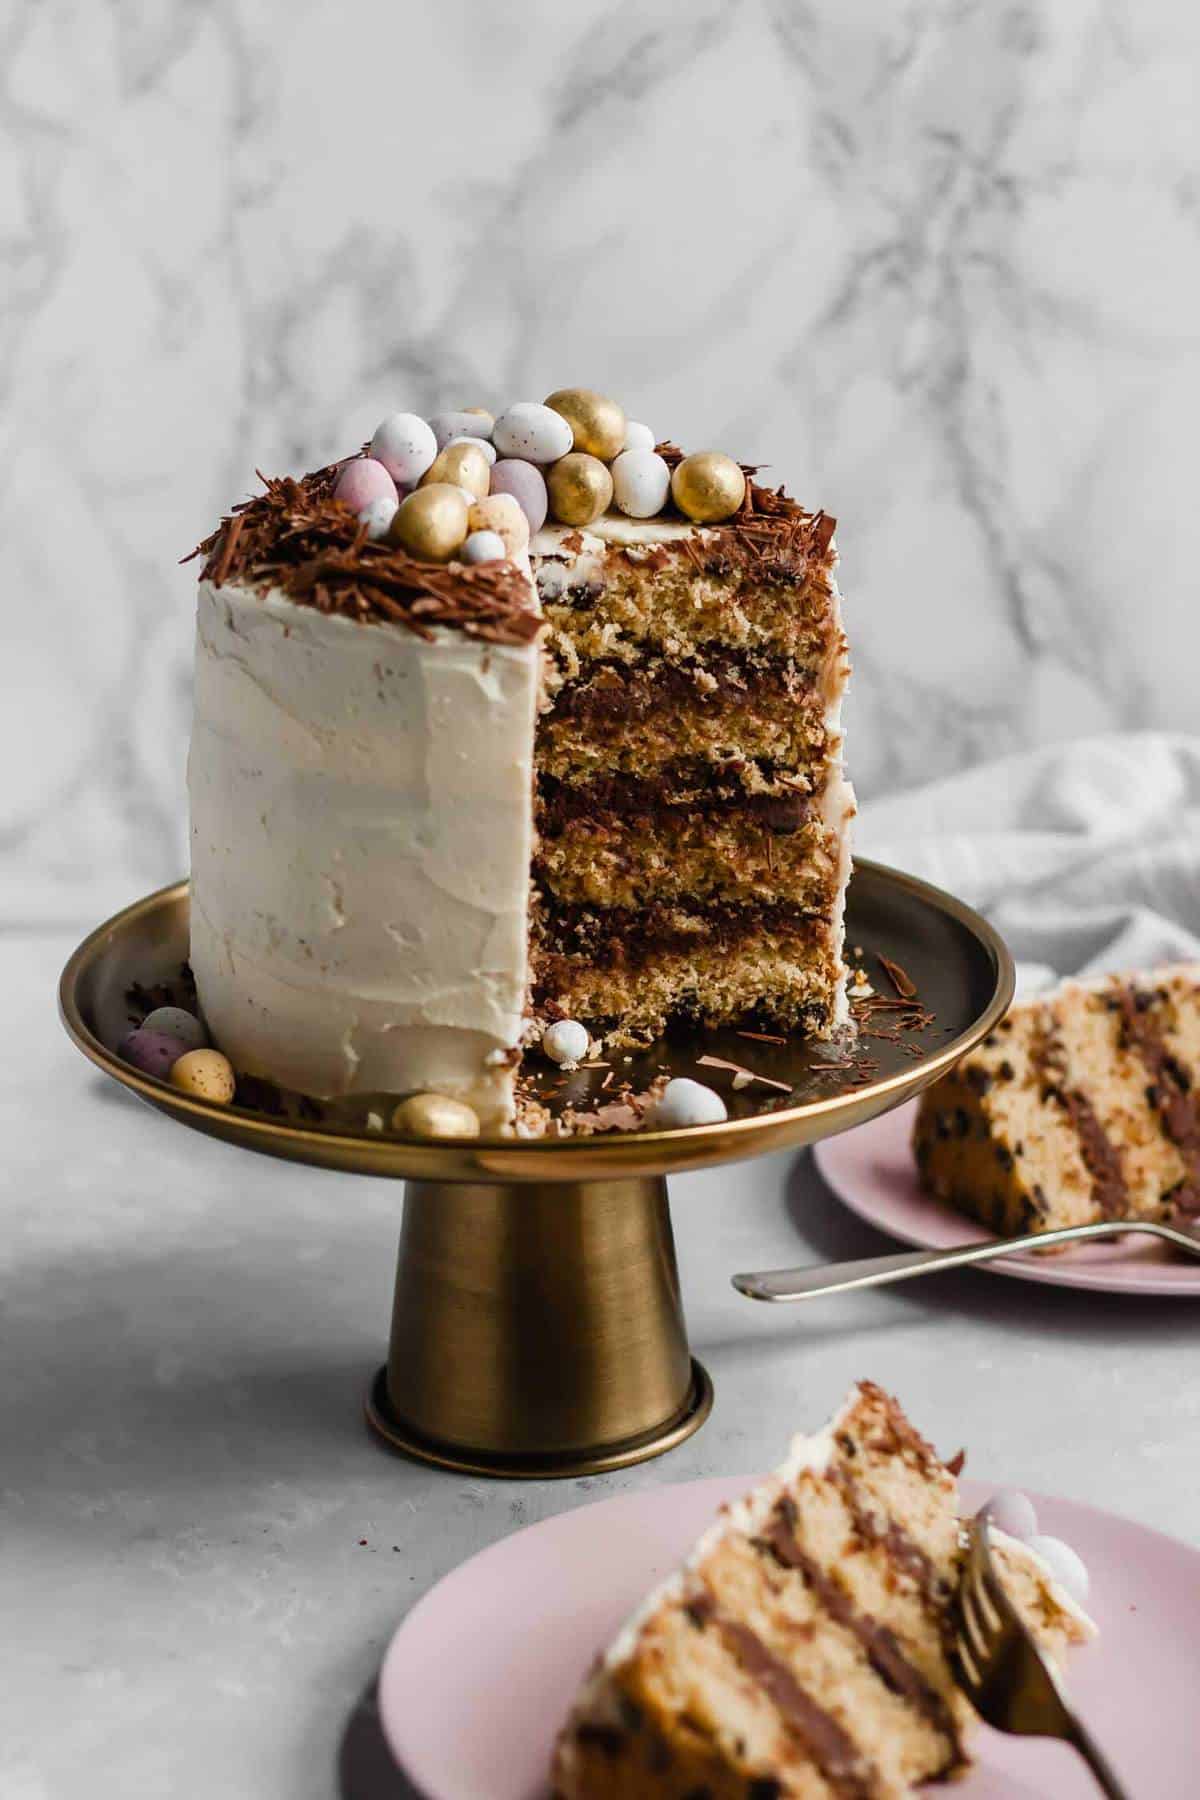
left=364, top=1175, right=713, bottom=1477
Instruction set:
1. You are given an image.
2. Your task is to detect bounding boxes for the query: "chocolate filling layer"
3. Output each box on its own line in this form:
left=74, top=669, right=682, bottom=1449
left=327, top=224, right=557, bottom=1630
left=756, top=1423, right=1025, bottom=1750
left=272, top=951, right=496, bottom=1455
left=1117, top=986, right=1200, bottom=1214
left=544, top=650, right=828, bottom=732
left=698, top=1606, right=875, bottom=1798
left=533, top=899, right=830, bottom=969
left=759, top=1498, right=965, bottom=1772
left=537, top=771, right=815, bottom=837
left=1034, top=1023, right=1129, bottom=1218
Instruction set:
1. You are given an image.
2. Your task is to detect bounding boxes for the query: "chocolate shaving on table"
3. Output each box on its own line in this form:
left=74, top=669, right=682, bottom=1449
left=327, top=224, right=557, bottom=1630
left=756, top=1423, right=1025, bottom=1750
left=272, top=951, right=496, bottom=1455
left=186, top=463, right=543, bottom=646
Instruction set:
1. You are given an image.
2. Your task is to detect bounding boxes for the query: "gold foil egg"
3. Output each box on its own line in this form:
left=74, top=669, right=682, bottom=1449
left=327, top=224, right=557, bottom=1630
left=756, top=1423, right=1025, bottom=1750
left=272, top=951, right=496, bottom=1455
left=420, top=440, right=491, bottom=501
left=390, top=485, right=470, bottom=561
left=169, top=1048, right=236, bottom=1105
left=546, top=452, right=614, bottom=527
left=670, top=451, right=746, bottom=523
left=391, top=1092, right=481, bottom=1139
left=543, top=388, right=627, bottom=462
left=468, top=493, right=530, bottom=559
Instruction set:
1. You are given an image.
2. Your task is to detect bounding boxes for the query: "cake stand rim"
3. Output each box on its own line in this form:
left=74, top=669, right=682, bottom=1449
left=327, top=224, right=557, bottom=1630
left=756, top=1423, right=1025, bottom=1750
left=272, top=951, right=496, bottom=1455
left=58, top=861, right=1014, bottom=1182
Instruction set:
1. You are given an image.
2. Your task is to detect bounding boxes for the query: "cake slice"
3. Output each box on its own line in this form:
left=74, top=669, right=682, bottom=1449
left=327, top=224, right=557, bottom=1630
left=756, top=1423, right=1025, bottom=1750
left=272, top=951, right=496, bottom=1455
left=551, top=1382, right=1093, bottom=1798
left=914, top=964, right=1200, bottom=1236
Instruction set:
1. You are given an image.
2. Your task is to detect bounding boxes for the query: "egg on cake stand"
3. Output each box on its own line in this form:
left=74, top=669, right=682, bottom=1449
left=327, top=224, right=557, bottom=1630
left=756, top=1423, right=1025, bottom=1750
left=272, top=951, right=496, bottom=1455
left=59, top=862, right=1012, bottom=1478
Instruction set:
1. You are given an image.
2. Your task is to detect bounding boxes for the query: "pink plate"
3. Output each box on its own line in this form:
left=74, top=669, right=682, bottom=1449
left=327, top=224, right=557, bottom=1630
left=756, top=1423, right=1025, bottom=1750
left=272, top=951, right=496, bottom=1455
left=378, top=1475, right=1200, bottom=1799
left=813, top=1100, right=1200, bottom=1297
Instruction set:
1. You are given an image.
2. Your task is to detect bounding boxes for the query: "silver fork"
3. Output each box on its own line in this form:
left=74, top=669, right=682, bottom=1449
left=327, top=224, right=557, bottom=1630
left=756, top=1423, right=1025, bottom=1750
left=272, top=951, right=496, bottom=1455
left=954, top=1513, right=1129, bottom=1799
left=732, top=1214, right=1200, bottom=1302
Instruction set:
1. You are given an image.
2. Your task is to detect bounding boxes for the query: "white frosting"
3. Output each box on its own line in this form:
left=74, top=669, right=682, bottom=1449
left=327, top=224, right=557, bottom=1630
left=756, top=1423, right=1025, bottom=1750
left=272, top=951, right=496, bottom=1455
left=187, top=582, right=540, bottom=1127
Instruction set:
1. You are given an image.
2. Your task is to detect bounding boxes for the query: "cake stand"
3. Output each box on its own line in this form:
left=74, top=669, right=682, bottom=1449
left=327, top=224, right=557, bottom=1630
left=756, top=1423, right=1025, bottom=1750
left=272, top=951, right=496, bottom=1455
left=59, top=859, right=1012, bottom=1479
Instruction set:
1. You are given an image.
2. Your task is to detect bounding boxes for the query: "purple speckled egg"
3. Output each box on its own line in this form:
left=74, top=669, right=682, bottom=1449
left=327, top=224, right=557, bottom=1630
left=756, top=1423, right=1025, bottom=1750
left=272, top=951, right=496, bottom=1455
left=490, top=459, right=548, bottom=534
left=333, top=457, right=398, bottom=514
left=119, top=1027, right=191, bottom=1080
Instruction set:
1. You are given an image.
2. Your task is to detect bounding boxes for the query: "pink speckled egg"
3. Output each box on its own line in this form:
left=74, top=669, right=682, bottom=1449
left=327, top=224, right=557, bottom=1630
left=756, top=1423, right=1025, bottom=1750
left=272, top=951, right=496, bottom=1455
left=334, top=457, right=398, bottom=514
left=490, top=459, right=548, bottom=534
left=119, top=1027, right=191, bottom=1080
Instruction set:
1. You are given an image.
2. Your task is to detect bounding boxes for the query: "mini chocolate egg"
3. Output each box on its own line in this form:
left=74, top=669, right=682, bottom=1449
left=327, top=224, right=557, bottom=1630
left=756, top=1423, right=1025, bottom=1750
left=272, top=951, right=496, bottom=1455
left=445, top=432, right=497, bottom=465
left=358, top=494, right=399, bottom=540
left=140, top=1006, right=207, bottom=1052
left=1024, top=1535, right=1090, bottom=1606
left=468, top=493, right=530, bottom=558
left=492, top=402, right=574, bottom=464
left=542, top=1019, right=589, bottom=1065
left=652, top=1077, right=728, bottom=1128
left=546, top=451, right=613, bottom=527
left=461, top=529, right=507, bottom=564
left=392, top=1092, right=480, bottom=1138
left=333, top=456, right=398, bottom=513
left=611, top=448, right=671, bottom=520
left=170, top=1048, right=236, bottom=1104
left=420, top=440, right=491, bottom=501
left=462, top=407, right=495, bottom=429
left=622, top=419, right=656, bottom=453
left=390, top=484, right=470, bottom=562
left=671, top=451, right=746, bottom=523
left=544, top=388, right=626, bottom=461
left=119, top=1027, right=191, bottom=1080
left=369, top=412, right=438, bottom=484
left=429, top=409, right=495, bottom=451
left=490, top=459, right=548, bottom=533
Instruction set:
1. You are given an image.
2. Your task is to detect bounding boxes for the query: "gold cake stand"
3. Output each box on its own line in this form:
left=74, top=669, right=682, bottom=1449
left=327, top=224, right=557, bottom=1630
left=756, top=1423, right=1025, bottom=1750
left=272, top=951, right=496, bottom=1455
left=59, top=861, right=1012, bottom=1479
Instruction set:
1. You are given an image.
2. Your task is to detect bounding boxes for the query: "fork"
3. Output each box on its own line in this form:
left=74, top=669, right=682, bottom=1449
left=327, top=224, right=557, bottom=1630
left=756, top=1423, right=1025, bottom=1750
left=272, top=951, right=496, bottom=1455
left=732, top=1214, right=1200, bottom=1301
left=953, top=1513, right=1129, bottom=1799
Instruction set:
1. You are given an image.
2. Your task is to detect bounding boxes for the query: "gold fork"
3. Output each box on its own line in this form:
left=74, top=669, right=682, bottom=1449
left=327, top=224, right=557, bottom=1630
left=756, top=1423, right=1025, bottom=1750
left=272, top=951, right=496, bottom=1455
left=953, top=1514, right=1130, bottom=1799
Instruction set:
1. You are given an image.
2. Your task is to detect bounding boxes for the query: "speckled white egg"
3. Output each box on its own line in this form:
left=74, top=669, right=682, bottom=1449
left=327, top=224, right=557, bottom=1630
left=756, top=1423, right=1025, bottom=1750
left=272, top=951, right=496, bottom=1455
left=492, top=402, right=574, bottom=464
left=333, top=457, right=397, bottom=513
left=445, top=433, right=497, bottom=465
left=429, top=410, right=495, bottom=451
left=1024, top=1534, right=1090, bottom=1606
left=490, top=459, right=549, bottom=533
left=462, top=529, right=507, bottom=565
left=652, top=1078, right=728, bottom=1128
left=369, top=412, right=438, bottom=485
left=358, top=494, right=399, bottom=540
left=985, top=1490, right=1038, bottom=1541
left=611, top=448, right=671, bottom=520
left=623, top=420, right=655, bottom=453
left=141, top=1006, right=207, bottom=1053
left=542, top=1019, right=590, bottom=1065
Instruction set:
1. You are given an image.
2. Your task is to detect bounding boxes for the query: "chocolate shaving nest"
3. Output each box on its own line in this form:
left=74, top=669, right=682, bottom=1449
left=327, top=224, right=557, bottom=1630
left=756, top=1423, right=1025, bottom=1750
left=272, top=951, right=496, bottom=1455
left=186, top=447, right=837, bottom=644
left=186, top=460, right=543, bottom=647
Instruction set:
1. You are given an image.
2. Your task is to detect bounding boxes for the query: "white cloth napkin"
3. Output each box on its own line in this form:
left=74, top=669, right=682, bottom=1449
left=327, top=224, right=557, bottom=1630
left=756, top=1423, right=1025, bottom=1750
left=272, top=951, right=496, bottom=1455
left=856, top=733, right=1200, bottom=992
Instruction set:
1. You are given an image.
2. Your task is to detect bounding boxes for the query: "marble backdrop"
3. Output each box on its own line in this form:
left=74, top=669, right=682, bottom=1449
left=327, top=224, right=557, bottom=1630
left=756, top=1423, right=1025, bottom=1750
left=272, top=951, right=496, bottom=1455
left=4, top=0, right=1198, bottom=926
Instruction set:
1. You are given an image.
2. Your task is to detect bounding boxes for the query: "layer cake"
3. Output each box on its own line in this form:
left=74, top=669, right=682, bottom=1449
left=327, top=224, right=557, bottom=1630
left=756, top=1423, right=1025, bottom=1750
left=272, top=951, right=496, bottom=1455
left=187, top=394, right=854, bottom=1129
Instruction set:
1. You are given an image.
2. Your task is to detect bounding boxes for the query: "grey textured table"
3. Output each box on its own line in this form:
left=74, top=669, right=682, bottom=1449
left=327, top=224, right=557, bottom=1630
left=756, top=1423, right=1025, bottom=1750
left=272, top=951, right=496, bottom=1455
left=4, top=935, right=1197, bottom=1799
